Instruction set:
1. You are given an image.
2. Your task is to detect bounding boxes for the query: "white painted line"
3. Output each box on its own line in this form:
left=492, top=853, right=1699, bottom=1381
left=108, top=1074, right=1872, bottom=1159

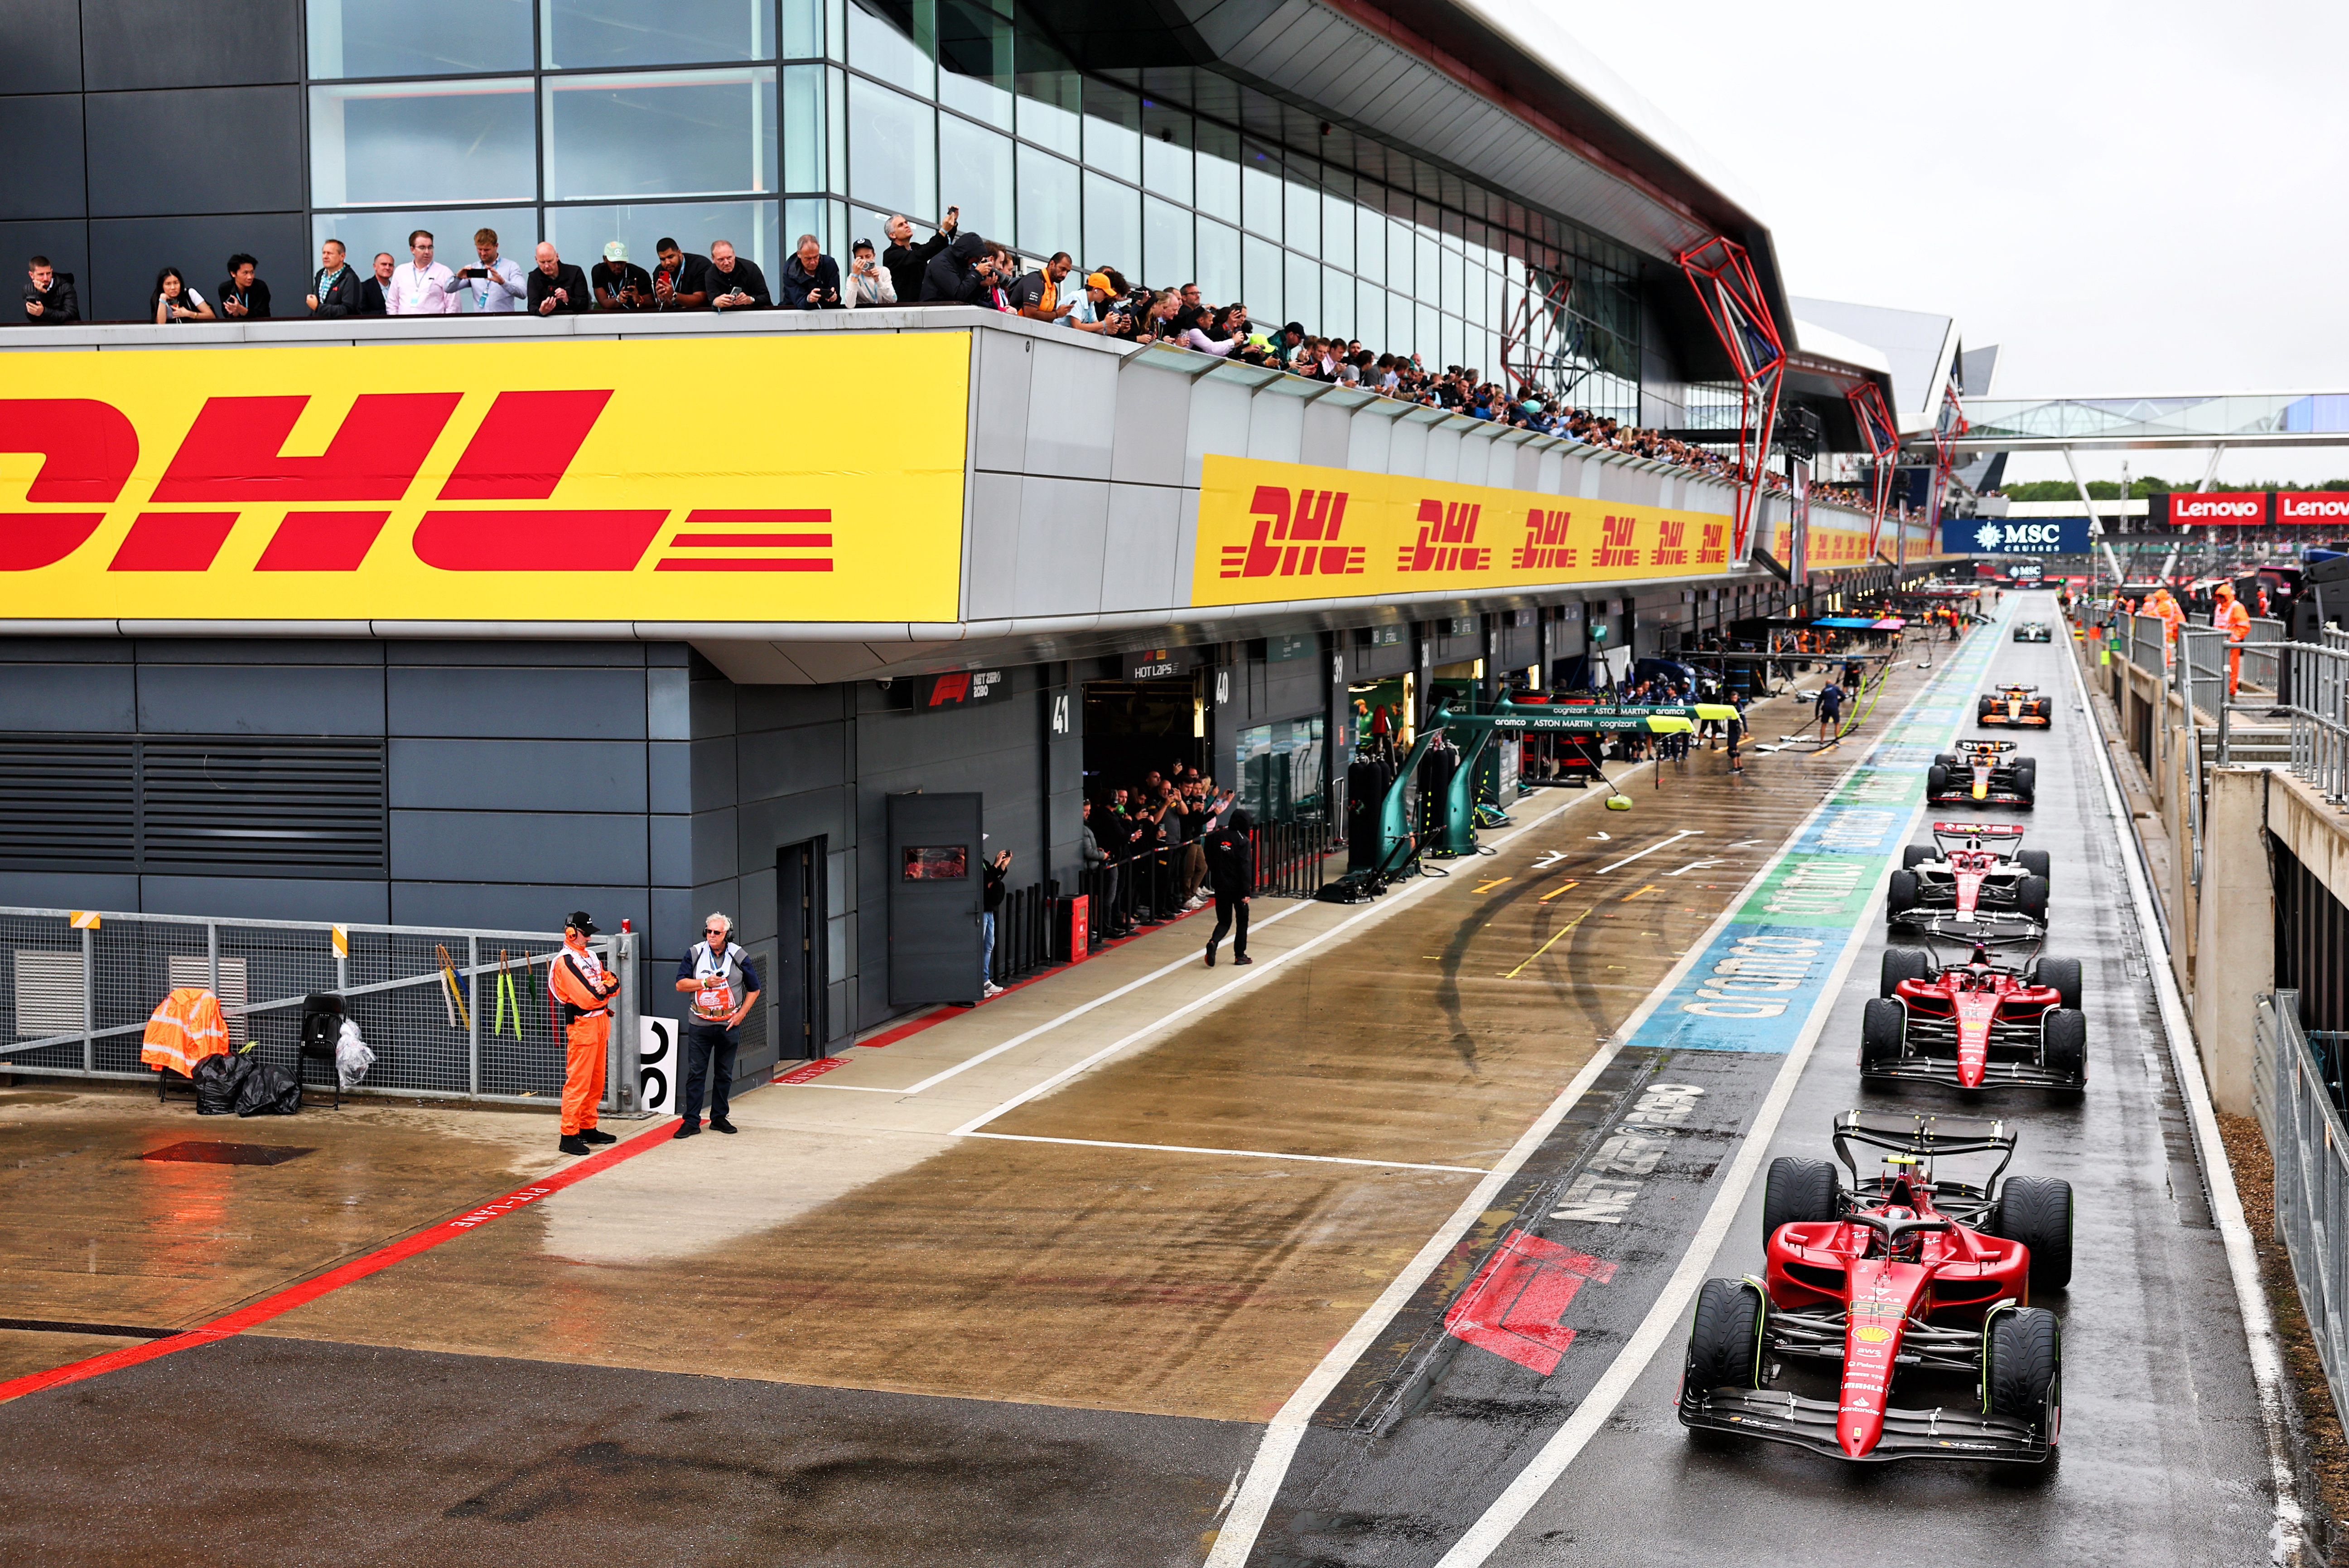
left=1205, top=647, right=1987, bottom=1568
left=964, top=1132, right=1489, bottom=1176
left=1592, top=829, right=1701, bottom=875
left=2061, top=620, right=2307, bottom=1555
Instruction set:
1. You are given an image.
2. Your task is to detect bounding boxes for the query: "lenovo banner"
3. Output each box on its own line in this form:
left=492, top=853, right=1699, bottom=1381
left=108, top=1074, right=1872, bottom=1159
left=2277, top=492, right=2349, bottom=526
left=2161, top=492, right=2268, bottom=526
left=1945, top=517, right=2091, bottom=555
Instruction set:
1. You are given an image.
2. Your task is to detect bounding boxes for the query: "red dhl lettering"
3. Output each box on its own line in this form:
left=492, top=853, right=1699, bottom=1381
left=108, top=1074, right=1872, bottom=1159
left=1698, top=521, right=1726, bottom=564
left=1595, top=513, right=1640, bottom=568
left=1218, top=484, right=1364, bottom=579
left=1651, top=516, right=1687, bottom=566
left=1399, top=498, right=1489, bottom=573
left=1512, top=505, right=1577, bottom=570
left=0, top=393, right=836, bottom=574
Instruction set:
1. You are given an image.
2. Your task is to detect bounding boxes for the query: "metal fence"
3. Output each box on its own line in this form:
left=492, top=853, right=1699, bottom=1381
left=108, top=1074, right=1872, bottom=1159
left=1252, top=815, right=1340, bottom=899
left=0, top=906, right=636, bottom=1108
left=2255, top=990, right=2349, bottom=1437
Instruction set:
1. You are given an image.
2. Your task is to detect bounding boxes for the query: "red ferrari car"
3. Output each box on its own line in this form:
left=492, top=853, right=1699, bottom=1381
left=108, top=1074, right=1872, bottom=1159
left=1886, top=822, right=2050, bottom=934
left=1679, top=1111, right=2067, bottom=1464
left=1862, top=941, right=2085, bottom=1090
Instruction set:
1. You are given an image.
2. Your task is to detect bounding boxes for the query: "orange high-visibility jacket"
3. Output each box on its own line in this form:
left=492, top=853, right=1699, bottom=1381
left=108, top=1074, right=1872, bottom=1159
left=141, top=986, right=228, bottom=1076
left=2224, top=599, right=2252, bottom=642
left=548, top=942, right=619, bottom=1023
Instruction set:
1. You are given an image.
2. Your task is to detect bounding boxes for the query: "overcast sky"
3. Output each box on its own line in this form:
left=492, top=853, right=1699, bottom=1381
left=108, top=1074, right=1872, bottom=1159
left=1559, top=0, right=2349, bottom=485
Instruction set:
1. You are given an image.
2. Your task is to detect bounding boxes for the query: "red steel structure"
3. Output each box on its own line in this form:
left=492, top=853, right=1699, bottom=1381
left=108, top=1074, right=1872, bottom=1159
left=1928, top=383, right=1969, bottom=542
left=1846, top=380, right=1901, bottom=562
left=1673, top=236, right=1785, bottom=560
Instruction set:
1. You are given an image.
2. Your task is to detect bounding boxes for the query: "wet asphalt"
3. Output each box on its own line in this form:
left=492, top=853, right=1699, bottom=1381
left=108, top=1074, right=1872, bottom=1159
left=1247, top=596, right=2277, bottom=1567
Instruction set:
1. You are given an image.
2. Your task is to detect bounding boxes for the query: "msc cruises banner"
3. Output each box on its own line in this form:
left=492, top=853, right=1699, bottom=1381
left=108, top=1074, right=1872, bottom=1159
left=0, top=336, right=971, bottom=622
left=1945, top=516, right=2092, bottom=555
left=1191, top=454, right=1736, bottom=608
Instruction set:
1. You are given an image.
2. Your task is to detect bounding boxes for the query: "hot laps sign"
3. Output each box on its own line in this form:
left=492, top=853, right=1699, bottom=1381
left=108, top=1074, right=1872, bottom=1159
left=1946, top=517, right=2091, bottom=555
left=1191, top=454, right=1735, bottom=608
left=0, top=336, right=970, bottom=622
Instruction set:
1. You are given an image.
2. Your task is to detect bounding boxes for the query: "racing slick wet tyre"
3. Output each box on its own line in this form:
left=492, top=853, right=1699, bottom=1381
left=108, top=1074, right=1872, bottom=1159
left=1934, top=752, right=1963, bottom=769
left=2017, top=874, right=2050, bottom=923
left=1879, top=945, right=1931, bottom=998
left=1985, top=1305, right=2062, bottom=1436
left=2011, top=758, right=2038, bottom=802
left=1926, top=763, right=1951, bottom=798
left=2034, top=957, right=2083, bottom=1011
left=1860, top=997, right=1906, bottom=1075
left=1989, top=1175, right=2075, bottom=1292
left=2017, top=849, right=2052, bottom=881
left=1886, top=868, right=1920, bottom=917
left=2040, top=1007, right=2087, bottom=1084
left=1762, top=1157, right=1840, bottom=1244
left=1903, top=843, right=1936, bottom=870
left=1684, top=1278, right=1765, bottom=1397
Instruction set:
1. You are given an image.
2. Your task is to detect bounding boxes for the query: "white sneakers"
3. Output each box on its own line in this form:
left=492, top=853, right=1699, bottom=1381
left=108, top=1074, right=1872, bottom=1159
left=981, top=981, right=1005, bottom=998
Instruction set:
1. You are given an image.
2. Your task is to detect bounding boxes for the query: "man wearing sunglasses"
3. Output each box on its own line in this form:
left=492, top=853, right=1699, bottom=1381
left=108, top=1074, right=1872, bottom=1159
left=670, top=912, right=762, bottom=1139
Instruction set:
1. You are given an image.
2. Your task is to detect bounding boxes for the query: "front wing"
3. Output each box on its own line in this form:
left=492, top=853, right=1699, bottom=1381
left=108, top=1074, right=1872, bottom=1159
left=1926, top=782, right=2035, bottom=809
left=1680, top=1385, right=2052, bottom=1464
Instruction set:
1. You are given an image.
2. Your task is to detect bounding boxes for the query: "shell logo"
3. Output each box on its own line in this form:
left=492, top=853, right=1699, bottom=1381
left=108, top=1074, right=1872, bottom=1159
left=1852, top=1324, right=1894, bottom=1344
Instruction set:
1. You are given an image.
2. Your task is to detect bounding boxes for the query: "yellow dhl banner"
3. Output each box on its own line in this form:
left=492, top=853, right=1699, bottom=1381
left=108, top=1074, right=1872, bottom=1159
left=1770, top=515, right=1878, bottom=569
left=1192, top=454, right=1733, bottom=608
left=0, top=335, right=970, bottom=621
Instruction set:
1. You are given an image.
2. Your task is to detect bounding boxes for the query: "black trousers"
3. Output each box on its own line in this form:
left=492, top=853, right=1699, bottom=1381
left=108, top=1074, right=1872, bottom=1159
left=1207, top=894, right=1249, bottom=958
left=679, top=1020, right=738, bottom=1124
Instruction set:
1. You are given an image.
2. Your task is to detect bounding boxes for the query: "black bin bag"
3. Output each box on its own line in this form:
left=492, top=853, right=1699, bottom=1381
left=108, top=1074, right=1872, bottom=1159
left=235, top=1060, right=304, bottom=1116
left=193, top=1052, right=253, bottom=1115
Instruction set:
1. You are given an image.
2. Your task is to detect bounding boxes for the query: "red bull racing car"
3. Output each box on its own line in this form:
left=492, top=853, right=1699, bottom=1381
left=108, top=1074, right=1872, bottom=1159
left=1861, top=938, right=2085, bottom=1090
left=1886, top=823, right=2051, bottom=933
left=1978, top=683, right=2053, bottom=727
left=1927, top=741, right=2035, bottom=808
left=1679, top=1111, right=2067, bottom=1465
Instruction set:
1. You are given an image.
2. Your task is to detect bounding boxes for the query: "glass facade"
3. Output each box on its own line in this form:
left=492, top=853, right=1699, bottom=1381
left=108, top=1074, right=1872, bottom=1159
left=293, top=0, right=1646, bottom=414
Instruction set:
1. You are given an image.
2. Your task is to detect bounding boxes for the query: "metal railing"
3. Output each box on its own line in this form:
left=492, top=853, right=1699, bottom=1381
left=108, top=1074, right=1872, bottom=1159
left=988, top=879, right=1061, bottom=985
left=0, top=906, right=636, bottom=1109
left=2255, top=991, right=2349, bottom=1437
left=1252, top=815, right=1340, bottom=899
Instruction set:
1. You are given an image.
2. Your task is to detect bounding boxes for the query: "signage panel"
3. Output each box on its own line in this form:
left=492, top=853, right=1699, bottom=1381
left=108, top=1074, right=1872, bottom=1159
left=0, top=336, right=971, bottom=621
left=1191, top=454, right=1734, bottom=608
left=2278, top=492, right=2349, bottom=525
left=1944, top=516, right=2092, bottom=555
left=2168, top=492, right=2267, bottom=525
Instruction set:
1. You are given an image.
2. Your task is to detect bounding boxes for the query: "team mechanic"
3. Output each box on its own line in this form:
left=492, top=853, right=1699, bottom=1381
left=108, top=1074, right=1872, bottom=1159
left=671, top=912, right=762, bottom=1140
left=549, top=911, right=622, bottom=1157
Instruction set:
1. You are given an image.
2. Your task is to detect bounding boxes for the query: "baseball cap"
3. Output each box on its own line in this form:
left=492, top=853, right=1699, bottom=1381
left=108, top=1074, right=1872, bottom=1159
left=602, top=241, right=627, bottom=263
left=1085, top=271, right=1114, bottom=294
left=564, top=910, right=598, bottom=935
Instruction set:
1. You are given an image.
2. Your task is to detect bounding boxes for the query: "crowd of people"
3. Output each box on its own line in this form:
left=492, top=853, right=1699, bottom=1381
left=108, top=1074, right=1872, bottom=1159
left=18, top=203, right=1909, bottom=504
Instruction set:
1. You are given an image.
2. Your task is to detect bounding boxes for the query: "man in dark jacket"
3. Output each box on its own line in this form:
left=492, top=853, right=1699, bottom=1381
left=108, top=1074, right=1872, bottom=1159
left=707, top=240, right=769, bottom=310
left=780, top=234, right=841, bottom=309
left=882, top=209, right=955, bottom=306
left=921, top=231, right=995, bottom=305
left=1201, top=809, right=1254, bottom=966
left=23, top=256, right=78, bottom=323
left=360, top=252, right=394, bottom=315
left=528, top=242, right=590, bottom=314
left=305, top=239, right=365, bottom=318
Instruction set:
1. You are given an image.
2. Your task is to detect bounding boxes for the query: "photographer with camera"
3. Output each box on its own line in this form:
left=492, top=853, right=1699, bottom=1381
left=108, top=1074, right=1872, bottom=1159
left=23, top=256, right=77, bottom=323
left=842, top=238, right=897, bottom=307
left=781, top=233, right=843, bottom=310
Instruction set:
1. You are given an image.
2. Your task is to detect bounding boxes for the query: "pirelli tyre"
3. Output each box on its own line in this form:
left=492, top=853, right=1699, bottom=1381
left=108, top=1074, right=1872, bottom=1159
left=1984, top=1305, right=2063, bottom=1439
left=2034, top=956, right=2084, bottom=1010
left=1988, top=1175, right=2075, bottom=1292
left=1934, top=752, right=1963, bottom=769
left=2040, top=1007, right=2087, bottom=1083
left=1762, top=1156, right=1841, bottom=1245
left=1880, top=945, right=1932, bottom=997
left=1684, top=1278, right=1765, bottom=1398
left=1861, top=996, right=1907, bottom=1074
left=2018, top=874, right=2050, bottom=922
left=2017, top=848, right=2053, bottom=881
left=1927, top=763, right=1951, bottom=798
left=1903, top=843, right=1937, bottom=870
left=2011, top=758, right=2038, bottom=802
left=1886, top=868, right=1920, bottom=916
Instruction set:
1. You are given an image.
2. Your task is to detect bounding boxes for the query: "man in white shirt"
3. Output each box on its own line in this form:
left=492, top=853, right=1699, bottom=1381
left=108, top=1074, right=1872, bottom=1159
left=454, top=226, right=526, bottom=313
left=386, top=229, right=458, bottom=315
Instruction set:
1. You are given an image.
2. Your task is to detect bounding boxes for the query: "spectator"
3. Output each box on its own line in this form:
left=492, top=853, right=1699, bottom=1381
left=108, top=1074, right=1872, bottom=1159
left=1270, top=320, right=1306, bottom=359
left=670, top=911, right=760, bottom=1140
left=592, top=241, right=651, bottom=310
left=881, top=208, right=956, bottom=305
left=842, top=237, right=896, bottom=307
left=921, top=231, right=994, bottom=304
left=215, top=253, right=270, bottom=319
left=652, top=237, right=712, bottom=310
left=1133, top=289, right=1182, bottom=344
left=361, top=252, right=394, bottom=316
left=1172, top=281, right=1206, bottom=336
left=980, top=846, right=1010, bottom=999
left=528, top=242, right=590, bottom=314
left=1009, top=252, right=1076, bottom=321
left=780, top=232, right=841, bottom=310
left=981, top=247, right=1017, bottom=311
left=387, top=230, right=458, bottom=315
left=22, top=256, right=77, bottom=323
left=707, top=240, right=770, bottom=310
left=305, top=239, right=364, bottom=318
left=150, top=267, right=214, bottom=323
left=1080, top=799, right=1122, bottom=938
left=455, top=227, right=526, bottom=313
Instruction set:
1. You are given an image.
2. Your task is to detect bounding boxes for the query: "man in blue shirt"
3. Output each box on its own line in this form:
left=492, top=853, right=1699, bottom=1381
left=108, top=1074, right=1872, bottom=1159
left=670, top=912, right=761, bottom=1139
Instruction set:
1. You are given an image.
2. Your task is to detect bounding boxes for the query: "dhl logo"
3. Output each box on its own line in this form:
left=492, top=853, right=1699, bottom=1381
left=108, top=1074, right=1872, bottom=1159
left=1220, top=484, right=1363, bottom=579
left=1594, top=514, right=1640, bottom=569
left=1399, top=498, right=1488, bottom=573
left=0, top=394, right=832, bottom=574
left=1513, top=506, right=1577, bottom=571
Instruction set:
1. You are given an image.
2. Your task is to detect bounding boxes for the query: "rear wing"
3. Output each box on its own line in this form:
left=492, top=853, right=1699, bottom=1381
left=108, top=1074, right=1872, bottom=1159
left=1929, top=820, right=2025, bottom=838
left=1832, top=1110, right=2017, bottom=1184
left=1893, top=915, right=2045, bottom=950
left=1991, top=684, right=2040, bottom=694
left=1957, top=739, right=2016, bottom=755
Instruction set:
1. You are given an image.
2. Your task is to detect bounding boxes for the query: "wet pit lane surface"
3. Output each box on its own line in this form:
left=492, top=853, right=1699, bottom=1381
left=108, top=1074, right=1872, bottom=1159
left=1237, top=597, right=2275, bottom=1568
